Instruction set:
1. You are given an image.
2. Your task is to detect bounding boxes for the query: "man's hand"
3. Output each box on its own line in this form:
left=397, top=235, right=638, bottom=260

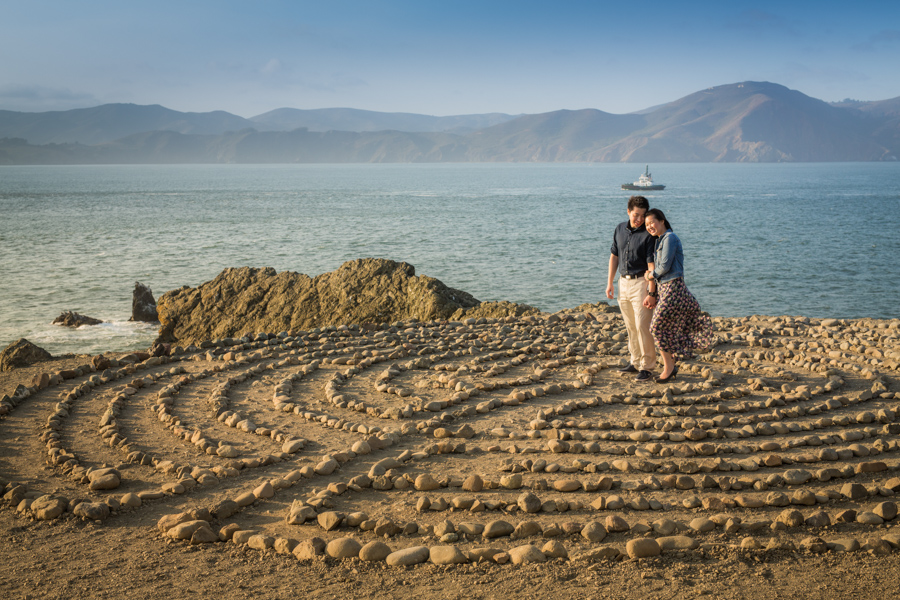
left=606, top=283, right=615, bottom=300
left=643, top=296, right=657, bottom=310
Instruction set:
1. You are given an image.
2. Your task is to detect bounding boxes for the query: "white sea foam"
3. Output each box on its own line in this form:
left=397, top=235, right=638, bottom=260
left=25, top=319, right=157, bottom=356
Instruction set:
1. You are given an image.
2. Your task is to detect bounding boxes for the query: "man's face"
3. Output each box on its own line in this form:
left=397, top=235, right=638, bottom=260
left=628, top=207, right=647, bottom=228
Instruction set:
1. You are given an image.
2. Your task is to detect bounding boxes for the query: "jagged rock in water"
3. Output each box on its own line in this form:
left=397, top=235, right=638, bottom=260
left=155, top=258, right=540, bottom=345
left=52, top=311, right=103, bottom=327
left=0, top=338, right=53, bottom=372
left=130, top=281, right=159, bottom=322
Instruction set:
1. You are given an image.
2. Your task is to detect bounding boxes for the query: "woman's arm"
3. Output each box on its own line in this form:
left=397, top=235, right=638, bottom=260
left=652, top=233, right=675, bottom=279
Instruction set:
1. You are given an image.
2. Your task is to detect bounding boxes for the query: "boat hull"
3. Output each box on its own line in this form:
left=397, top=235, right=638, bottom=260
left=621, top=184, right=665, bottom=191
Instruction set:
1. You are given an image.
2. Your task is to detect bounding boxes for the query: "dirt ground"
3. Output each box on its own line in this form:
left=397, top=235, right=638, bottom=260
left=2, top=312, right=899, bottom=599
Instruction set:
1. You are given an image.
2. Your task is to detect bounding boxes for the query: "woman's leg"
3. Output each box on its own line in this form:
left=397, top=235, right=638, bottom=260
left=659, top=349, right=675, bottom=378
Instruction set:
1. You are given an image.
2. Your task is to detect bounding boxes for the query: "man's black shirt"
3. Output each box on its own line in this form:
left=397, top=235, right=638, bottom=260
left=610, top=221, right=655, bottom=277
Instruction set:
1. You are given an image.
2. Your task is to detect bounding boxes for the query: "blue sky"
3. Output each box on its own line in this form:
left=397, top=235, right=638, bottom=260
left=2, top=0, right=898, bottom=116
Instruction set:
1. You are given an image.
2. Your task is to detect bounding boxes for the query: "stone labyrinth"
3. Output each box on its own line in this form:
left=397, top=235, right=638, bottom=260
left=2, top=309, right=900, bottom=566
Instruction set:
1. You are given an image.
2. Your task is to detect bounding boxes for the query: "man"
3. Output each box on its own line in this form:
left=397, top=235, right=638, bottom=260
left=606, top=195, right=657, bottom=381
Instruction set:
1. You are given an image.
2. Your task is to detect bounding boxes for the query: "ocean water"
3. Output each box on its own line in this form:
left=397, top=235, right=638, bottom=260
left=1, top=162, right=899, bottom=356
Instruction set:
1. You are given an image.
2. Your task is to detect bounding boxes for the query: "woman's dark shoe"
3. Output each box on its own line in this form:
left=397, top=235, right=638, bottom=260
left=655, top=363, right=678, bottom=384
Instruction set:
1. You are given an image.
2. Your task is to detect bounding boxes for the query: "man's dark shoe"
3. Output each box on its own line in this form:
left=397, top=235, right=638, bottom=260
left=635, top=370, right=652, bottom=381
left=618, top=364, right=639, bottom=373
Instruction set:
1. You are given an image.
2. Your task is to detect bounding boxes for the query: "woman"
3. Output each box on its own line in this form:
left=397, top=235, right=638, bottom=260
left=643, top=208, right=713, bottom=383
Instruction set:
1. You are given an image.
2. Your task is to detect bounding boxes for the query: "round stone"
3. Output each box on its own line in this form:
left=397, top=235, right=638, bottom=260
left=359, top=541, right=392, bottom=562
left=325, top=537, right=362, bottom=559
left=386, top=546, right=430, bottom=566
left=626, top=538, right=661, bottom=558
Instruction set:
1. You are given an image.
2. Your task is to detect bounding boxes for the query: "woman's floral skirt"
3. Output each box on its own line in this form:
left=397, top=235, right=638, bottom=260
left=650, top=277, right=714, bottom=359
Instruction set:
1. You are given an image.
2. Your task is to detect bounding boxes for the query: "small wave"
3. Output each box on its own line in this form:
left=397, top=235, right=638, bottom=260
left=26, top=319, right=158, bottom=356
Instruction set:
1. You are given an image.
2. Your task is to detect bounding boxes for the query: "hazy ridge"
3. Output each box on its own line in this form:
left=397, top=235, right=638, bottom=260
left=1, top=82, right=898, bottom=163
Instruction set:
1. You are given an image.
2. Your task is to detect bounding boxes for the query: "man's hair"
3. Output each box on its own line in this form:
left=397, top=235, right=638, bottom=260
left=627, top=195, right=649, bottom=211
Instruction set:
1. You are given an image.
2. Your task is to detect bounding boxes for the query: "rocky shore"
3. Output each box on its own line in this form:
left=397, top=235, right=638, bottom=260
left=1, top=262, right=899, bottom=599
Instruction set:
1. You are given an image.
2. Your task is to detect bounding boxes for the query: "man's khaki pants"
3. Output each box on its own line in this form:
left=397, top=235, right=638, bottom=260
left=618, top=277, right=656, bottom=372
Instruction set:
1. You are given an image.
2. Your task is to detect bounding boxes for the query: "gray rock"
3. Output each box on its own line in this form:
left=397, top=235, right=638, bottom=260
left=541, top=540, right=568, bottom=559
left=782, top=469, right=812, bottom=485
left=0, top=338, right=52, bottom=372
left=212, top=499, right=239, bottom=520
left=657, top=536, right=698, bottom=551
left=52, top=311, right=103, bottom=328
left=386, top=546, right=430, bottom=566
left=359, top=541, right=392, bottom=562
left=626, top=538, right=661, bottom=558
left=517, top=492, right=542, bottom=514
left=130, top=282, right=159, bottom=322
left=30, top=496, right=66, bottom=520
left=317, top=511, right=344, bottom=531
left=508, top=544, right=546, bottom=564
left=154, top=260, right=537, bottom=346
left=73, top=501, right=110, bottom=521
left=483, top=520, right=515, bottom=539
left=430, top=546, right=468, bottom=565
left=581, top=521, right=607, bottom=542
left=325, top=537, right=362, bottom=559
left=293, top=538, right=326, bottom=560
left=828, top=538, right=861, bottom=553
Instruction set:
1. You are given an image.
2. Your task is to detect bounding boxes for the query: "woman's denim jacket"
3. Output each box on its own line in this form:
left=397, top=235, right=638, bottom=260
left=652, top=230, right=684, bottom=283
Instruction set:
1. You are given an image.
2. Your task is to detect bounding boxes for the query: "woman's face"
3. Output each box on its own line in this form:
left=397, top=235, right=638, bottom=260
left=645, top=214, right=663, bottom=236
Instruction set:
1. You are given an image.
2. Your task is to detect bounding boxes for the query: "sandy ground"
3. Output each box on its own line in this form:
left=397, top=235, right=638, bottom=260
left=2, top=310, right=899, bottom=599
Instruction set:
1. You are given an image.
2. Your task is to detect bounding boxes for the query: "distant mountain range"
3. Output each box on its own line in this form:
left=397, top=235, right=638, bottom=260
left=1, top=82, right=898, bottom=163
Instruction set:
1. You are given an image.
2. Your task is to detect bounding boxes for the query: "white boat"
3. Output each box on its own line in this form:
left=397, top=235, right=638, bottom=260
left=621, top=165, right=665, bottom=191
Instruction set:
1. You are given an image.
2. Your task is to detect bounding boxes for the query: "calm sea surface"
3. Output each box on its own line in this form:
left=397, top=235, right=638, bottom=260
left=1, top=163, right=899, bottom=355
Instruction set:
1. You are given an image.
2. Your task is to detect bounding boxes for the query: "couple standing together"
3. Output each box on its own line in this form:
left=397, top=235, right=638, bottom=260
left=606, top=195, right=713, bottom=383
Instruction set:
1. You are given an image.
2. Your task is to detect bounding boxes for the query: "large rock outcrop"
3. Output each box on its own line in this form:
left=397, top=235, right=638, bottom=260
left=155, top=258, right=539, bottom=346
left=0, top=339, right=53, bottom=372
left=130, top=281, right=159, bottom=322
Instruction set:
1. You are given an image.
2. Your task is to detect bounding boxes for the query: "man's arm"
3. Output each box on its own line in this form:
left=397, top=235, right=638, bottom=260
left=643, top=261, right=657, bottom=309
left=606, top=254, right=618, bottom=299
